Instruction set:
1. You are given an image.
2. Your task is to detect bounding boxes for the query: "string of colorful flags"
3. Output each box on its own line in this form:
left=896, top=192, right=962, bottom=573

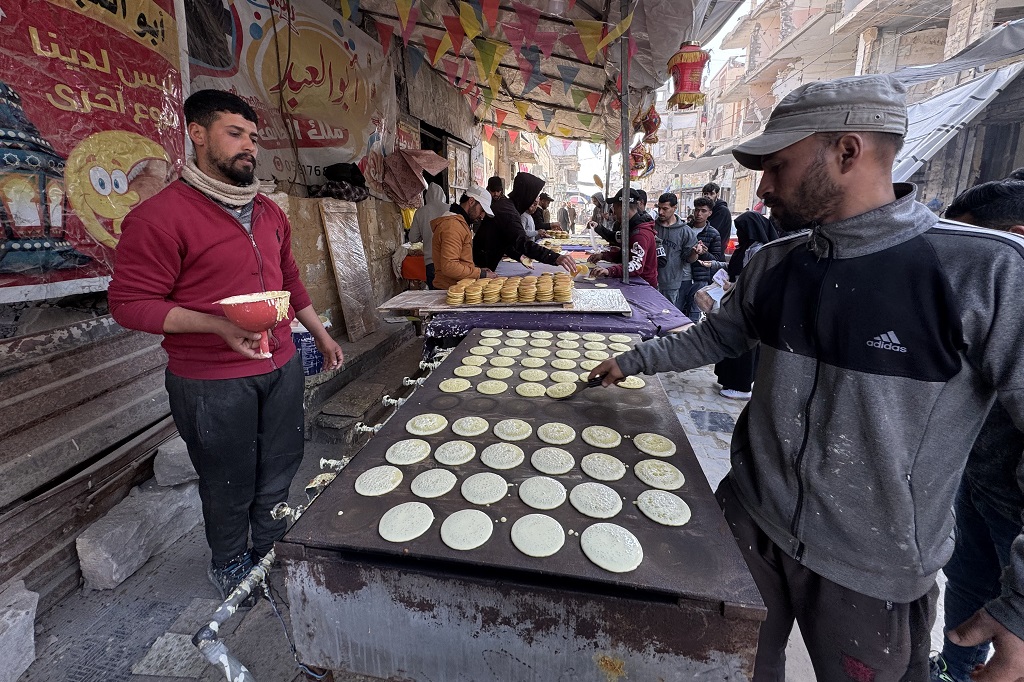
left=367, top=0, right=634, bottom=139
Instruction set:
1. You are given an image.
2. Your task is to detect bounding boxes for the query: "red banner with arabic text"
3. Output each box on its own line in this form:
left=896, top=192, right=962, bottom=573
left=0, top=0, right=183, bottom=302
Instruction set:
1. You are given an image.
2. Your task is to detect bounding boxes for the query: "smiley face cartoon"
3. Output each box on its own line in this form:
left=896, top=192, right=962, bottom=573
left=66, top=131, right=171, bottom=248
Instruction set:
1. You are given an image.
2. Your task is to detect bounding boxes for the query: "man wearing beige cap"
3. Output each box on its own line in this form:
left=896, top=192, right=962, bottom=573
left=430, top=186, right=495, bottom=290
left=592, top=75, right=1024, bottom=680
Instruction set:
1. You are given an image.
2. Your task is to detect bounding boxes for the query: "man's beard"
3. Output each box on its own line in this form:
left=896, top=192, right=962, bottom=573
left=765, top=151, right=841, bottom=233
left=212, top=151, right=256, bottom=185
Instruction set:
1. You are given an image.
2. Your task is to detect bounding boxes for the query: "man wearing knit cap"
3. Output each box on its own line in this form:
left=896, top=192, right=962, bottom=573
left=591, top=75, right=1024, bottom=680
left=109, top=90, right=343, bottom=603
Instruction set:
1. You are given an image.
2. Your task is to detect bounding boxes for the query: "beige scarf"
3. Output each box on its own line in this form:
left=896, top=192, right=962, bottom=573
left=180, top=157, right=259, bottom=207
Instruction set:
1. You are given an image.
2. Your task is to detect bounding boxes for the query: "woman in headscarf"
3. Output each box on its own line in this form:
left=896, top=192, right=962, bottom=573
left=715, top=211, right=779, bottom=399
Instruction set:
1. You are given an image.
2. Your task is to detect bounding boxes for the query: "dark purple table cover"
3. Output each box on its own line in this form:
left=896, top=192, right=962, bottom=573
left=423, top=261, right=692, bottom=357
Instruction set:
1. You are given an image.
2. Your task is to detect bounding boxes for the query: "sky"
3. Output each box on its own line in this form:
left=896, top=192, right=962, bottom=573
left=573, top=1, right=749, bottom=195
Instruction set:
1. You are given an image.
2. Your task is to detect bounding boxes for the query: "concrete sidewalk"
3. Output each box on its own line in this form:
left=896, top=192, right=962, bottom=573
left=19, top=364, right=945, bottom=681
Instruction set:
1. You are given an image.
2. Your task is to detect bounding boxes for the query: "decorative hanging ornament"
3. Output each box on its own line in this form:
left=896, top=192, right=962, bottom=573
left=632, top=105, right=661, bottom=144
left=629, top=143, right=655, bottom=180
left=667, top=41, right=710, bottom=110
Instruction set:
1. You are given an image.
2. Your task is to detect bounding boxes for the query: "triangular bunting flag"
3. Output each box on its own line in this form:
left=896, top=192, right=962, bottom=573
left=560, top=33, right=590, bottom=63
left=483, top=124, right=495, bottom=141
left=481, top=0, right=500, bottom=29
left=502, top=22, right=526, bottom=51
left=570, top=88, right=588, bottom=108
left=442, top=58, right=461, bottom=85
left=511, top=1, right=541, bottom=42
left=541, top=108, right=555, bottom=127
left=534, top=31, right=559, bottom=58
left=518, top=46, right=545, bottom=95
left=558, top=126, right=572, bottom=137
left=407, top=46, right=426, bottom=77
left=614, top=134, right=621, bottom=147
left=495, top=110, right=508, bottom=127
left=537, top=81, right=552, bottom=96
left=508, top=130, right=520, bottom=144
left=538, top=133, right=549, bottom=144
left=397, top=0, right=415, bottom=36
left=562, top=138, right=573, bottom=151
left=585, top=92, right=601, bottom=111
left=443, top=15, right=466, bottom=55
left=628, top=32, right=638, bottom=60
left=424, top=34, right=453, bottom=65
left=375, top=20, right=395, bottom=55
left=526, top=120, right=538, bottom=131
left=399, top=5, right=420, bottom=44
left=489, top=72, right=502, bottom=97
left=569, top=0, right=577, bottom=8
left=557, top=65, right=580, bottom=94
left=597, top=12, right=633, bottom=52
left=610, top=97, right=620, bottom=111
left=578, top=113, right=594, bottom=127
left=572, top=19, right=607, bottom=62
left=459, top=1, right=483, bottom=40
left=473, top=38, right=508, bottom=81
left=482, top=86, right=495, bottom=108
left=514, top=101, right=530, bottom=119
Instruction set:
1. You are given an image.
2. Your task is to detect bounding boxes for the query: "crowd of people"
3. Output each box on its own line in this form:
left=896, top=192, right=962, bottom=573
left=106, top=80, right=1024, bottom=682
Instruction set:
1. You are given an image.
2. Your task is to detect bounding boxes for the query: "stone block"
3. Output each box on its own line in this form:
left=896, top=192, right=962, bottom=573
left=0, top=580, right=38, bottom=682
left=153, top=437, right=198, bottom=487
left=76, top=483, right=202, bottom=590
left=131, top=633, right=208, bottom=677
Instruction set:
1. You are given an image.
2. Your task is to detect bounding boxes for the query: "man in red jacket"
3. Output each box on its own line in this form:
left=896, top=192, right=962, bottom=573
left=589, top=188, right=659, bottom=288
left=108, top=90, right=343, bottom=601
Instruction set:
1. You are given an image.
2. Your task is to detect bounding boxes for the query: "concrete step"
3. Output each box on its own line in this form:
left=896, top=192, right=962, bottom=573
left=301, top=321, right=417, bottom=438
left=310, top=334, right=426, bottom=445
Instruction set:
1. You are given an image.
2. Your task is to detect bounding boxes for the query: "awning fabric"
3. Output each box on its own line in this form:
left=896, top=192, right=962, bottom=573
left=670, top=154, right=735, bottom=175
left=892, top=63, right=1024, bottom=181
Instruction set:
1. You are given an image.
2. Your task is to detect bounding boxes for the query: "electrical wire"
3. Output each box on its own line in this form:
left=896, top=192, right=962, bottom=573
left=265, top=579, right=329, bottom=680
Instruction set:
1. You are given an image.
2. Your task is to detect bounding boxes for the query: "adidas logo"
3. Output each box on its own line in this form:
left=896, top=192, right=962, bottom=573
left=866, top=331, right=907, bottom=353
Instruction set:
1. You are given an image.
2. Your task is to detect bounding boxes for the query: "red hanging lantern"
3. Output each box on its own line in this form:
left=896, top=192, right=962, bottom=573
left=668, top=41, right=710, bottom=110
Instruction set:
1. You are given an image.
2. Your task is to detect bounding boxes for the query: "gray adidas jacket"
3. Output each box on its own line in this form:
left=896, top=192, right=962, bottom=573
left=616, top=184, right=1024, bottom=637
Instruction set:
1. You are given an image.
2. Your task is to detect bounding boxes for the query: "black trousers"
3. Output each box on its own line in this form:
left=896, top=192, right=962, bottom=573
left=715, top=346, right=758, bottom=392
left=166, top=354, right=304, bottom=565
left=716, top=476, right=937, bottom=682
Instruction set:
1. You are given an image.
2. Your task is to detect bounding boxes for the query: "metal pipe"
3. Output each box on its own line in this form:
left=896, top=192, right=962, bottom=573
left=620, top=0, right=631, bottom=285
left=382, top=394, right=407, bottom=408
left=403, top=377, right=426, bottom=387
left=192, top=549, right=275, bottom=682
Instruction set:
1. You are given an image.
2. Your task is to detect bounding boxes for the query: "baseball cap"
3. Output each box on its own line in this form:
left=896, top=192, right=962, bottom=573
left=608, top=188, right=641, bottom=204
left=465, top=185, right=494, bottom=216
left=732, top=75, right=908, bottom=171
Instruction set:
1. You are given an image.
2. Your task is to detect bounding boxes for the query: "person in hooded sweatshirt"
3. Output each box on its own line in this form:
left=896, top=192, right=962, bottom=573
left=588, top=188, right=659, bottom=288
left=407, top=183, right=448, bottom=288
left=654, top=192, right=698, bottom=311
left=713, top=211, right=779, bottom=399
left=473, top=172, right=576, bottom=274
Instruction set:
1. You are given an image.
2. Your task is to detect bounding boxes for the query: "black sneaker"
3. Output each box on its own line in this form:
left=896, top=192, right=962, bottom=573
left=208, top=551, right=256, bottom=605
left=929, top=654, right=958, bottom=682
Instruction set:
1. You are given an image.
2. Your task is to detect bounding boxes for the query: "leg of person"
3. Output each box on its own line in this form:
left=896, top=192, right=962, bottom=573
left=165, top=370, right=260, bottom=596
left=682, top=280, right=704, bottom=321
left=936, top=481, right=1011, bottom=681
left=794, top=564, right=937, bottom=682
left=674, top=280, right=692, bottom=315
left=426, top=262, right=436, bottom=290
left=250, top=354, right=306, bottom=560
left=716, top=477, right=795, bottom=681
left=658, top=287, right=679, bottom=311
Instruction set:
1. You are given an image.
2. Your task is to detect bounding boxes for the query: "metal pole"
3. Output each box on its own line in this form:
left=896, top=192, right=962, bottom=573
left=619, top=0, right=631, bottom=285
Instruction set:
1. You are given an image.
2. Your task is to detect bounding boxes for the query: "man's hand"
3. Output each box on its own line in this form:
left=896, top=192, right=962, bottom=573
left=591, top=267, right=609, bottom=278
left=587, top=253, right=603, bottom=264
left=315, top=333, right=345, bottom=372
left=555, top=254, right=577, bottom=274
left=694, top=241, right=708, bottom=256
left=537, top=229, right=550, bottom=239
left=949, top=609, right=1024, bottom=680
left=699, top=260, right=714, bottom=267
left=213, top=318, right=268, bottom=360
left=589, top=358, right=625, bottom=386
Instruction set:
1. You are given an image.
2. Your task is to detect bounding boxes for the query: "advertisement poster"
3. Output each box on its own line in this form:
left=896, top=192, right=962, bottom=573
left=0, top=0, right=184, bottom=302
left=188, top=0, right=397, bottom=192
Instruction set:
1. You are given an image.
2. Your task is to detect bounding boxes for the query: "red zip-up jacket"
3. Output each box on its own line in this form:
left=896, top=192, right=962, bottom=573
left=598, top=217, right=659, bottom=288
left=108, top=180, right=313, bottom=380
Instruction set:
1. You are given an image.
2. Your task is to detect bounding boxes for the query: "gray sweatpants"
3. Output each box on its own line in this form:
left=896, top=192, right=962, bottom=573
left=716, top=476, right=938, bottom=682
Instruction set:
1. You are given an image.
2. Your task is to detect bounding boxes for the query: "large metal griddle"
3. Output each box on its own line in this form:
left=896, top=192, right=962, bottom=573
left=285, top=329, right=762, bottom=615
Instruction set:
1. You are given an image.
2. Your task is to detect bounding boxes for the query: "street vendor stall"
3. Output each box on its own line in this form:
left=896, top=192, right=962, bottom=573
left=278, top=327, right=765, bottom=680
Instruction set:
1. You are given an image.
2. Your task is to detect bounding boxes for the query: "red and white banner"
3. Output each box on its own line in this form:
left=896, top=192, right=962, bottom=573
left=0, top=0, right=185, bottom=301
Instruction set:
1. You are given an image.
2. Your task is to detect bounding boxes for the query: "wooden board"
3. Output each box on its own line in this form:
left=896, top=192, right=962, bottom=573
left=320, top=201, right=381, bottom=343
left=378, top=288, right=631, bottom=315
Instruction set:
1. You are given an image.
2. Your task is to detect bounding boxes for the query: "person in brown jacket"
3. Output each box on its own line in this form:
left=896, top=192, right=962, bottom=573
left=431, top=186, right=495, bottom=290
